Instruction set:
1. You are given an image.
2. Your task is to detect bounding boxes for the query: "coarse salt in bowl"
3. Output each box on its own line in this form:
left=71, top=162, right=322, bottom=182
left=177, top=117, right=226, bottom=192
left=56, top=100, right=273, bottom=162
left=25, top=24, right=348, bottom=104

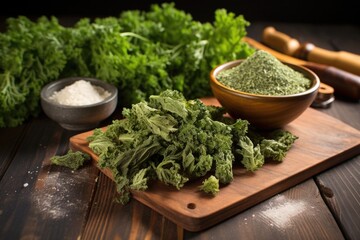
left=49, top=79, right=112, bottom=106
left=41, top=77, right=118, bottom=131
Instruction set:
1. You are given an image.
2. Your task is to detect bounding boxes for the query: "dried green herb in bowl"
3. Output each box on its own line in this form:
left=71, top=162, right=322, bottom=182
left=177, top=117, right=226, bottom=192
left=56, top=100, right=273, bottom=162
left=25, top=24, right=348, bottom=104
left=216, top=50, right=312, bottom=96
left=209, top=51, right=320, bottom=129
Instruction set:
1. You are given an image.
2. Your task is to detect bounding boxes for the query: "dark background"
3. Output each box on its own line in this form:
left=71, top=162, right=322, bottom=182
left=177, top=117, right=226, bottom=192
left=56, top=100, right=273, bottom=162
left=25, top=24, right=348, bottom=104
left=0, top=0, right=359, bottom=27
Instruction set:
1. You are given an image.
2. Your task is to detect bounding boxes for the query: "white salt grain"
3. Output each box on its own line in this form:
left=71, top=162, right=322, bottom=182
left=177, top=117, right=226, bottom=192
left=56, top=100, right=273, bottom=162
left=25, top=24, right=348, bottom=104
left=49, top=80, right=111, bottom=106
left=260, top=196, right=306, bottom=229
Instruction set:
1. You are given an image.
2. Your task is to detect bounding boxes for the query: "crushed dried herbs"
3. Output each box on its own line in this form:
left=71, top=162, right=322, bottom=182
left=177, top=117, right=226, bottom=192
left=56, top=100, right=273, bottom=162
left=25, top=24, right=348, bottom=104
left=217, top=50, right=312, bottom=95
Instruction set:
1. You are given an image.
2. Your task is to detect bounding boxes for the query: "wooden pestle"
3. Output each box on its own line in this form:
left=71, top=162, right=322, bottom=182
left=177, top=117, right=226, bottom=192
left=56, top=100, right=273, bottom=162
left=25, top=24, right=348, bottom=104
left=243, top=37, right=360, bottom=101
left=262, top=26, right=301, bottom=56
left=262, top=26, right=360, bottom=76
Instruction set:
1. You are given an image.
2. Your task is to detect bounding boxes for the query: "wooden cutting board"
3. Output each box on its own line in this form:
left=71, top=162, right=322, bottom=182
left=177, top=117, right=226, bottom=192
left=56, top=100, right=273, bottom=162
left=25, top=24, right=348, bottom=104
left=69, top=98, right=360, bottom=232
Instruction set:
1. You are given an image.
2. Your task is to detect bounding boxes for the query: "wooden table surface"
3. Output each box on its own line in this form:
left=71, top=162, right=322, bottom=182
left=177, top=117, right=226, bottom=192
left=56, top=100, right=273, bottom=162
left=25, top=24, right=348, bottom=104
left=1, top=22, right=359, bottom=240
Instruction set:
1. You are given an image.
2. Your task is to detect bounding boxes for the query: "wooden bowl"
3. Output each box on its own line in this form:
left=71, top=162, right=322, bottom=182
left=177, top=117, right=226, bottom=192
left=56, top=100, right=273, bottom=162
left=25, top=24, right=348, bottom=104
left=209, top=59, right=320, bottom=129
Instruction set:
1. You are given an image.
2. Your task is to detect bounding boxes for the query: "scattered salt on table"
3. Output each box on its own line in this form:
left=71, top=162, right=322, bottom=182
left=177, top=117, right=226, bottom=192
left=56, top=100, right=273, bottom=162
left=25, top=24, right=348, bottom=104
left=49, top=80, right=111, bottom=106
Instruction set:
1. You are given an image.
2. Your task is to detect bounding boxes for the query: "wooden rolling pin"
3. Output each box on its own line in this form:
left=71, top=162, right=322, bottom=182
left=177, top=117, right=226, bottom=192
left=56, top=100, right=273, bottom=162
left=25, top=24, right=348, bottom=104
left=262, top=26, right=360, bottom=76
left=243, top=37, right=360, bottom=101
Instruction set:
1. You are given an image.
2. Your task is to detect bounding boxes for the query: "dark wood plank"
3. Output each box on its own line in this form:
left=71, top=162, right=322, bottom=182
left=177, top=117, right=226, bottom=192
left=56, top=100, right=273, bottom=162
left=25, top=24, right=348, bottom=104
left=80, top=175, right=345, bottom=239
left=0, top=124, right=27, bottom=180
left=315, top=99, right=360, bottom=240
left=0, top=115, right=98, bottom=239
left=315, top=155, right=360, bottom=240
left=75, top=174, right=346, bottom=239
left=184, top=179, right=344, bottom=239
left=81, top=172, right=177, bottom=240
left=320, top=100, right=360, bottom=129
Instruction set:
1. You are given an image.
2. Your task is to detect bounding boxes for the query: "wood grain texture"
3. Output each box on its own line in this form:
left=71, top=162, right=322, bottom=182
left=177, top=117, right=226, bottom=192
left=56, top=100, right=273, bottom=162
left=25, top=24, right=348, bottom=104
left=0, top=116, right=98, bottom=239
left=317, top=101, right=360, bottom=240
left=315, top=156, right=360, bottom=240
left=81, top=173, right=178, bottom=240
left=184, top=179, right=344, bottom=239
left=0, top=124, right=27, bottom=180
left=69, top=98, right=360, bottom=232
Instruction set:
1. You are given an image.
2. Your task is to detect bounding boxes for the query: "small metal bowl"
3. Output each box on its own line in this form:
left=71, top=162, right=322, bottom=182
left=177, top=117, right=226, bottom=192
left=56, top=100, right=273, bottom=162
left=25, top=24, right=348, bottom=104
left=41, top=77, right=118, bottom=131
left=210, top=59, right=320, bottom=130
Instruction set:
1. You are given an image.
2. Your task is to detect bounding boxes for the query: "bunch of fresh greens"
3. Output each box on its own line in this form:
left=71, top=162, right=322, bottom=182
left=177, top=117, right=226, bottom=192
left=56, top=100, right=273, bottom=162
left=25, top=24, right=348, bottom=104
left=0, top=3, right=254, bottom=128
left=0, top=16, right=67, bottom=127
left=87, top=90, right=298, bottom=204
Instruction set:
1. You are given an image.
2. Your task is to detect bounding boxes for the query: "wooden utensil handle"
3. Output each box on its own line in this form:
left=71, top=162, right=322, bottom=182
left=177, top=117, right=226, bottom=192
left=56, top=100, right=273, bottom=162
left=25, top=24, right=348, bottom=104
left=262, top=26, right=301, bottom=56
left=262, top=27, right=360, bottom=76
left=304, top=62, right=360, bottom=100
left=304, top=44, right=360, bottom=76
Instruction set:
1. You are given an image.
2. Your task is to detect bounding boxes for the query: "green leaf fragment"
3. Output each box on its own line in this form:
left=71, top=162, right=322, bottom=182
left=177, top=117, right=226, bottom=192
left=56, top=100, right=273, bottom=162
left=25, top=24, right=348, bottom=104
left=260, top=130, right=299, bottom=162
left=200, top=175, right=220, bottom=196
left=130, top=167, right=151, bottom=191
left=50, top=150, right=90, bottom=170
left=237, top=136, right=265, bottom=172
